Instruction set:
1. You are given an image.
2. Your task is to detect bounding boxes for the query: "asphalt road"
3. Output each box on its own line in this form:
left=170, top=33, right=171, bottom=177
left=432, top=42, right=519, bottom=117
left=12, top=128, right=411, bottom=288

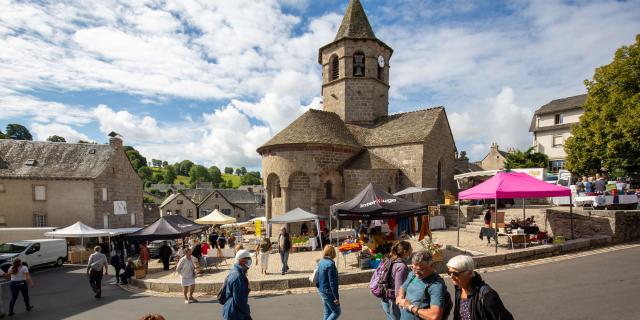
left=1, top=246, right=639, bottom=320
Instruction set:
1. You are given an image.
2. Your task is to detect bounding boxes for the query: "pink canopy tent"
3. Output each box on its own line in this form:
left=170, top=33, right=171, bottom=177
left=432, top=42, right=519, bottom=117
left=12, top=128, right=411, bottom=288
left=457, top=172, right=572, bottom=252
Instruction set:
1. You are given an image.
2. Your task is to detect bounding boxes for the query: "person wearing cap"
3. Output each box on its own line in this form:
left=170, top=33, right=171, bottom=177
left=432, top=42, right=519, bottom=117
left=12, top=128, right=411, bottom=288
left=447, top=255, right=513, bottom=320
left=222, top=249, right=252, bottom=320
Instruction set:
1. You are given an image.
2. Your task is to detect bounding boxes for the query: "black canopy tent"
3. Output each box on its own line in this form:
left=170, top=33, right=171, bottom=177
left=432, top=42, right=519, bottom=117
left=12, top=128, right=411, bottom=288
left=329, top=183, right=427, bottom=243
left=124, top=214, right=206, bottom=241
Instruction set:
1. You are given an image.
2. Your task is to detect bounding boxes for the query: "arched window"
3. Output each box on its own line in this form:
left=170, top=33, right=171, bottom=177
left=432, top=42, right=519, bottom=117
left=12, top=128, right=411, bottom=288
left=377, top=65, right=383, bottom=81
left=324, top=181, right=333, bottom=199
left=437, top=161, right=442, bottom=191
left=353, top=51, right=365, bottom=77
left=330, top=55, right=339, bottom=81
left=273, top=178, right=281, bottom=198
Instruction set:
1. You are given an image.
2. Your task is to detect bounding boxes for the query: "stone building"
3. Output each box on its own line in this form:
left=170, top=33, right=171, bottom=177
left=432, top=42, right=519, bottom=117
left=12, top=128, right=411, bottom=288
left=258, top=0, right=457, bottom=223
left=159, top=192, right=197, bottom=220
left=530, top=94, right=586, bottom=173
left=197, top=189, right=259, bottom=221
left=477, top=143, right=513, bottom=170
left=0, top=133, right=143, bottom=228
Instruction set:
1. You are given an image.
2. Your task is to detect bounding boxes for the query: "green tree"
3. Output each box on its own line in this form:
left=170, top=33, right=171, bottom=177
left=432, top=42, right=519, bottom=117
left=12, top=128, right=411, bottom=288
left=144, top=180, right=152, bottom=189
left=208, top=166, right=223, bottom=185
left=240, top=167, right=247, bottom=175
left=151, top=159, right=162, bottom=167
left=224, top=167, right=233, bottom=174
left=189, top=165, right=210, bottom=184
left=504, top=147, right=549, bottom=169
left=179, top=160, right=194, bottom=176
left=152, top=172, right=164, bottom=184
left=137, top=166, right=153, bottom=180
left=240, top=171, right=262, bottom=185
left=565, top=35, right=640, bottom=175
left=162, top=161, right=169, bottom=167
left=0, top=130, right=5, bottom=139
left=77, top=140, right=92, bottom=144
left=6, top=124, right=32, bottom=140
left=224, top=179, right=234, bottom=189
left=234, top=168, right=242, bottom=176
left=163, top=165, right=177, bottom=184
left=124, top=146, right=147, bottom=171
left=46, top=135, right=66, bottom=142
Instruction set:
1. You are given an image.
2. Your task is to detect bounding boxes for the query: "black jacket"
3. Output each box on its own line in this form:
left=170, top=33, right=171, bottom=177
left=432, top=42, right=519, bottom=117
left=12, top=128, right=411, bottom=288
left=453, top=273, right=513, bottom=320
left=159, top=244, right=172, bottom=260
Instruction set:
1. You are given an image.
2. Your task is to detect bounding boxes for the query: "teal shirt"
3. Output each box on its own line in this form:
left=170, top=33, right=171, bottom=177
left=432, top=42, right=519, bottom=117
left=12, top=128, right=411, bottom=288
left=400, top=271, right=445, bottom=320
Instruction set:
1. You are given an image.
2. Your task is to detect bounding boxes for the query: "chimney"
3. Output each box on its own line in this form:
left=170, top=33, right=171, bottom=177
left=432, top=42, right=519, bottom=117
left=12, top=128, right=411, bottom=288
left=490, top=142, right=498, bottom=152
left=108, top=131, right=123, bottom=149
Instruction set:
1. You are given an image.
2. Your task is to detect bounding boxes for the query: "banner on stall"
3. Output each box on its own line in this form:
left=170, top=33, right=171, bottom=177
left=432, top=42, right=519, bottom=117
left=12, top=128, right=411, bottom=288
left=255, top=220, right=261, bottom=237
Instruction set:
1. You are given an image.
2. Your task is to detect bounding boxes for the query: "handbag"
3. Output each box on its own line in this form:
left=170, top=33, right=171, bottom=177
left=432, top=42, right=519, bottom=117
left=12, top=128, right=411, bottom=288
left=309, top=266, right=318, bottom=285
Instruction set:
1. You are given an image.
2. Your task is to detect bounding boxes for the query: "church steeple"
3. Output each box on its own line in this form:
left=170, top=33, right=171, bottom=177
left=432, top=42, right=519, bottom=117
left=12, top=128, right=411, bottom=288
left=334, top=0, right=376, bottom=40
left=318, top=0, right=393, bottom=126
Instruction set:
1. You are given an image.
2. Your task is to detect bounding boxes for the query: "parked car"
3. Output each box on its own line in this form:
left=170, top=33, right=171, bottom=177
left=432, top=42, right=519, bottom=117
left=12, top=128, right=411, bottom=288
left=0, top=239, right=67, bottom=272
left=148, top=240, right=176, bottom=259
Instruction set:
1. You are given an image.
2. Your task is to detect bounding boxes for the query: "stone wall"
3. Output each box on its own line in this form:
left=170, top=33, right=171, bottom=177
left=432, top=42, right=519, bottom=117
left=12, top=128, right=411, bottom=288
left=289, top=171, right=312, bottom=212
left=159, top=193, right=197, bottom=221
left=199, top=193, right=236, bottom=220
left=545, top=209, right=640, bottom=243
left=422, top=114, right=457, bottom=198
left=343, top=169, right=399, bottom=199
left=438, top=205, right=483, bottom=227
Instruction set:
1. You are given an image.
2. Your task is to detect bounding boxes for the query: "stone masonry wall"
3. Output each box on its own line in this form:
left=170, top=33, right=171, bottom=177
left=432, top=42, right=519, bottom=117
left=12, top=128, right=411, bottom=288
left=422, top=114, right=457, bottom=199
left=545, top=209, right=640, bottom=243
left=289, top=171, right=312, bottom=212
left=343, top=169, right=399, bottom=199
left=438, top=205, right=483, bottom=227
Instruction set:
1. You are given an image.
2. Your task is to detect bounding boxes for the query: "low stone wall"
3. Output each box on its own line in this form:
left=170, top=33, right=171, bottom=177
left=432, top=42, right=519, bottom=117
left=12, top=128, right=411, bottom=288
left=545, top=209, right=640, bottom=243
left=438, top=205, right=483, bottom=227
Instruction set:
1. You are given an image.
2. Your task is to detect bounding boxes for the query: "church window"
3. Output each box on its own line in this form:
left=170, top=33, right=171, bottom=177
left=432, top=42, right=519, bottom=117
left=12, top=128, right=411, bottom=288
left=330, top=55, right=339, bottom=81
left=353, top=51, right=365, bottom=77
left=324, top=181, right=333, bottom=199
left=437, top=161, right=442, bottom=191
left=377, top=65, right=383, bottom=81
left=273, top=178, right=282, bottom=198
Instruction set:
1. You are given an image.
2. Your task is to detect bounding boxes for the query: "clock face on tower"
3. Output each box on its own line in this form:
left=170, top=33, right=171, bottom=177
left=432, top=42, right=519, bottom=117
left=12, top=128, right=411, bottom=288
left=377, top=55, right=385, bottom=68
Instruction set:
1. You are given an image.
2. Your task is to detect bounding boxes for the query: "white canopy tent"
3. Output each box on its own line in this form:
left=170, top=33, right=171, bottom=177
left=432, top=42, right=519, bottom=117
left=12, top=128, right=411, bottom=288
left=269, top=208, right=323, bottom=248
left=100, top=228, right=142, bottom=236
left=393, top=187, right=437, bottom=196
left=45, top=221, right=110, bottom=245
left=195, top=209, right=237, bottom=225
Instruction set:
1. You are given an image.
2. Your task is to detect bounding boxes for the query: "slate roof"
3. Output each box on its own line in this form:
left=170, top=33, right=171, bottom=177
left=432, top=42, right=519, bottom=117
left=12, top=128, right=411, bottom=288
left=215, top=189, right=258, bottom=204
left=0, top=140, right=114, bottom=179
left=344, top=150, right=397, bottom=170
left=183, top=188, right=213, bottom=204
left=335, top=0, right=376, bottom=40
left=346, top=107, right=445, bottom=147
left=258, top=109, right=361, bottom=151
left=529, top=94, right=586, bottom=132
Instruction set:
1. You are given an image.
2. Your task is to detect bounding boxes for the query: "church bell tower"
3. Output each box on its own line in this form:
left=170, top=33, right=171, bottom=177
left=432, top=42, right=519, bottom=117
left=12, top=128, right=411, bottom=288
left=318, top=0, right=393, bottom=126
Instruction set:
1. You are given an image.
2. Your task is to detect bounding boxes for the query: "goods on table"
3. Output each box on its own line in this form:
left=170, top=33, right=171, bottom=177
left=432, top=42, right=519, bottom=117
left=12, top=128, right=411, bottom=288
left=338, top=243, right=362, bottom=252
left=292, top=236, right=310, bottom=248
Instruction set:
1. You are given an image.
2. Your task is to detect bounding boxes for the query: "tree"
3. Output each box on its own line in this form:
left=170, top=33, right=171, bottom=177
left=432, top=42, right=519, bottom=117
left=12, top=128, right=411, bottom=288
left=565, top=35, right=640, bottom=175
left=179, top=160, right=194, bottom=176
left=77, top=140, right=92, bottom=144
left=6, top=124, right=32, bottom=140
left=504, top=147, right=549, bottom=169
left=162, top=161, right=169, bottom=167
left=137, top=166, right=153, bottom=180
left=151, top=159, right=162, bottom=167
left=124, top=146, right=147, bottom=171
left=240, top=167, right=247, bottom=175
left=189, top=165, right=210, bottom=184
left=224, top=179, right=234, bottom=189
left=224, top=167, right=234, bottom=174
left=163, top=165, right=177, bottom=184
left=0, top=130, right=5, bottom=139
left=208, top=166, right=223, bottom=185
left=240, top=171, right=262, bottom=186
left=46, top=135, right=66, bottom=142
left=152, top=172, right=164, bottom=184
left=234, top=168, right=242, bottom=176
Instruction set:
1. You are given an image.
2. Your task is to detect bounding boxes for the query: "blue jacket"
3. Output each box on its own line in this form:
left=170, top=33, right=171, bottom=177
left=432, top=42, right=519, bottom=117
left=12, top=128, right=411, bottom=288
left=316, top=257, right=339, bottom=300
left=222, top=264, right=251, bottom=320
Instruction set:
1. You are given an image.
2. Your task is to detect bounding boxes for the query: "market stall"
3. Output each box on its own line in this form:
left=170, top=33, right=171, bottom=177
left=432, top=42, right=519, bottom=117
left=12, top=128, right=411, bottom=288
left=574, top=194, right=639, bottom=208
left=458, top=171, right=571, bottom=252
left=268, top=208, right=324, bottom=250
left=45, top=221, right=111, bottom=263
left=124, top=214, right=206, bottom=241
left=195, top=209, right=236, bottom=225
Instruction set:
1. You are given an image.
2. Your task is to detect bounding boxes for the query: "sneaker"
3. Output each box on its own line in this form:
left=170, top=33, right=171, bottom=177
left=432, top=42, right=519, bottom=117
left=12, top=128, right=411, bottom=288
left=184, top=300, right=190, bottom=304
left=189, top=298, right=198, bottom=303
left=26, top=306, right=34, bottom=312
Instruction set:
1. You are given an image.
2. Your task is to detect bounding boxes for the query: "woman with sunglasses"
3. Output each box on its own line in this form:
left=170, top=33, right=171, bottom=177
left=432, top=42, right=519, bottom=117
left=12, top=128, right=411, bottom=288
left=446, top=255, right=513, bottom=320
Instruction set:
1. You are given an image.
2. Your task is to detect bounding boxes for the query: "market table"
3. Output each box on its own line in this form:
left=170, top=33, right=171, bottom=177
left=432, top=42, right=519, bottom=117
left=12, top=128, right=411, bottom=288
left=574, top=194, right=639, bottom=207
left=429, top=216, right=446, bottom=230
left=331, top=229, right=357, bottom=241
left=498, top=232, right=530, bottom=250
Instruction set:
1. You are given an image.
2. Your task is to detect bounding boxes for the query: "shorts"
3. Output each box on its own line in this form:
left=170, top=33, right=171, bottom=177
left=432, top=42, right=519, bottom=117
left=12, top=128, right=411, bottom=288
left=181, top=277, right=196, bottom=287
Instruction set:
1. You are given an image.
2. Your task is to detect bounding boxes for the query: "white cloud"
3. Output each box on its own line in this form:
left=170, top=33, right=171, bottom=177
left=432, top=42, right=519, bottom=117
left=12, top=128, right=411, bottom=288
left=31, top=123, right=91, bottom=142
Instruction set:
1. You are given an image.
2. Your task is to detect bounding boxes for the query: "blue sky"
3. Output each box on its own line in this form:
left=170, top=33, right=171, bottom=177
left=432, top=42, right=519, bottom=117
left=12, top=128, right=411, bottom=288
left=1, top=0, right=639, bottom=169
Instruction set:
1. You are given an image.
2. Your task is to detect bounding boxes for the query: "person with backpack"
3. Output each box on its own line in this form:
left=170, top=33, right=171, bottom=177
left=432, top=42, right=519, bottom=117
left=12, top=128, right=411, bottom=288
left=446, top=255, right=513, bottom=320
left=316, top=245, right=340, bottom=320
left=373, top=241, right=413, bottom=320
left=220, top=249, right=252, bottom=320
left=395, top=251, right=451, bottom=320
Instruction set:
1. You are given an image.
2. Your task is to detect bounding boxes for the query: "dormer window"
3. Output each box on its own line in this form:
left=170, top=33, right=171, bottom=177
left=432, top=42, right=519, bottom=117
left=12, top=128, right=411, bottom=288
left=353, top=52, right=365, bottom=77
left=24, top=159, right=37, bottom=166
left=330, top=55, right=339, bottom=81
left=554, top=114, right=563, bottom=124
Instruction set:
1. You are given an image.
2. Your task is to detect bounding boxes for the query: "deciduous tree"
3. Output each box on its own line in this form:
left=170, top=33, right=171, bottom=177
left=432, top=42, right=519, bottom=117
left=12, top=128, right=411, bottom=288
left=6, top=124, right=32, bottom=140
left=224, top=167, right=234, bottom=175
left=46, top=135, right=66, bottom=142
left=504, top=147, right=549, bottom=169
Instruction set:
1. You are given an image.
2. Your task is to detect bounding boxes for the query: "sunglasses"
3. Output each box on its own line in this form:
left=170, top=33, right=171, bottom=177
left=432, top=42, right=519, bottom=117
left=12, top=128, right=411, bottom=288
left=447, top=270, right=468, bottom=277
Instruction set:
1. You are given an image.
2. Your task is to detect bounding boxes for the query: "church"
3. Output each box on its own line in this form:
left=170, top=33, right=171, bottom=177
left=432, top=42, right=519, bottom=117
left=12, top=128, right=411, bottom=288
left=257, top=0, right=457, bottom=224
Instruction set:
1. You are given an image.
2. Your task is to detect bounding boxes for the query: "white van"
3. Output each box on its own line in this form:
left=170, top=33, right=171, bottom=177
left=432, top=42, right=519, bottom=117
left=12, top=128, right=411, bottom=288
left=0, top=239, right=67, bottom=272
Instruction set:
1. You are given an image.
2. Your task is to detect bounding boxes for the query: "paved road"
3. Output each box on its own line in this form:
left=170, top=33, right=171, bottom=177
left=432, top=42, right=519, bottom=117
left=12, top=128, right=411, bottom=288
left=1, top=246, right=639, bottom=319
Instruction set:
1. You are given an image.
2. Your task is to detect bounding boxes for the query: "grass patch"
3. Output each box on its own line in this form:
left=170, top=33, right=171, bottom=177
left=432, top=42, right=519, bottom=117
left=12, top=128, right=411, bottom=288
left=223, top=174, right=241, bottom=188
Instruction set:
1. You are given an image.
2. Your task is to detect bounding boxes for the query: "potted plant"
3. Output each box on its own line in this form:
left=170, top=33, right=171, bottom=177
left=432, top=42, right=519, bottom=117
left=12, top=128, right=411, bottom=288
left=418, top=238, right=444, bottom=262
left=134, top=260, right=146, bottom=279
left=443, top=190, right=455, bottom=205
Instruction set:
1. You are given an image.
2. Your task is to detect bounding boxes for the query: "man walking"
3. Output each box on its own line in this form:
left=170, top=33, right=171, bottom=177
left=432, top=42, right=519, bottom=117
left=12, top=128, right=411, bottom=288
left=221, top=250, right=252, bottom=320
left=159, top=241, right=173, bottom=271
left=278, top=227, right=292, bottom=275
left=87, top=246, right=108, bottom=298
left=395, top=251, right=449, bottom=320
left=110, top=250, right=125, bottom=284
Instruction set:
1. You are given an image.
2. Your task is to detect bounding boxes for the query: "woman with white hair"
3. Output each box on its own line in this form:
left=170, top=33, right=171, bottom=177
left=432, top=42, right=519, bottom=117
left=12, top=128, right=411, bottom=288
left=446, top=255, right=513, bottom=320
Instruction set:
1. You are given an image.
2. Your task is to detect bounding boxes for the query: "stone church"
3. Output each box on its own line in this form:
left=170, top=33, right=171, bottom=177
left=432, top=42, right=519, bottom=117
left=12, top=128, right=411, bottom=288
left=257, top=0, right=457, bottom=222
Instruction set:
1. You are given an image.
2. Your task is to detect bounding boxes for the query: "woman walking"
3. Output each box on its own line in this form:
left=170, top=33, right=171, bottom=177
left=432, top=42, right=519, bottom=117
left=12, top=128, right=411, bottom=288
left=258, top=236, right=272, bottom=275
left=316, top=245, right=340, bottom=320
left=379, top=241, right=412, bottom=320
left=447, top=255, right=513, bottom=320
left=7, top=258, right=34, bottom=316
left=176, top=247, right=198, bottom=304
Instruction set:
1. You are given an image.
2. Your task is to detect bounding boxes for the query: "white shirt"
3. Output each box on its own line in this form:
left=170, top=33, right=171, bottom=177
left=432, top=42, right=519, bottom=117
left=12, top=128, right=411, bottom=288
left=8, top=265, right=29, bottom=281
left=176, top=255, right=197, bottom=279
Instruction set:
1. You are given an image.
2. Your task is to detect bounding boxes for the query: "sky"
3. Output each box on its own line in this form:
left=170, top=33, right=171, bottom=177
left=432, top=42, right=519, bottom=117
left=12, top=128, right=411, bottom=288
left=1, top=0, right=639, bottom=169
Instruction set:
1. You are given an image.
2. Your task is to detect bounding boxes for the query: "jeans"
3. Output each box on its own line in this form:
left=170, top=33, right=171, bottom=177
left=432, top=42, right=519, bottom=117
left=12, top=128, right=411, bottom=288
left=280, top=251, right=289, bottom=273
left=89, top=270, right=103, bottom=296
left=0, top=281, right=4, bottom=314
left=381, top=299, right=401, bottom=320
left=113, top=267, right=121, bottom=283
left=318, top=291, right=341, bottom=320
left=162, top=258, right=170, bottom=271
left=9, top=281, right=30, bottom=313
